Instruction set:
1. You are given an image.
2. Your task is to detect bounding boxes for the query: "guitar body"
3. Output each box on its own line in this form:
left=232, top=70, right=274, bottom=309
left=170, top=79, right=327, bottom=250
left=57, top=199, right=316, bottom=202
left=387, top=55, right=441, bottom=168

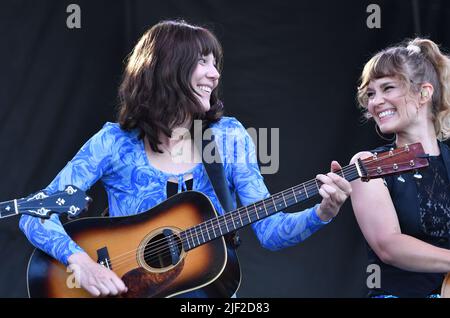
left=27, top=191, right=241, bottom=298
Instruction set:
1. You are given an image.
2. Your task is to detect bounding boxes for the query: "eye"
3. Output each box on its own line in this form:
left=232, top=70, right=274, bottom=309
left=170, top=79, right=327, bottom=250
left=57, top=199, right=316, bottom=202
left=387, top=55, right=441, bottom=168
left=198, top=57, right=207, bottom=64
left=366, top=91, right=375, bottom=99
left=384, top=85, right=394, bottom=92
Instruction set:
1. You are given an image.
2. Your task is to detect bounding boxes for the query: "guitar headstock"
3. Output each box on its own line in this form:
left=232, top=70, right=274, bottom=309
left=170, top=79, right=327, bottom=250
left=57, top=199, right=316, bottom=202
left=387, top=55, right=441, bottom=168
left=358, top=143, right=429, bottom=181
left=16, top=185, right=91, bottom=219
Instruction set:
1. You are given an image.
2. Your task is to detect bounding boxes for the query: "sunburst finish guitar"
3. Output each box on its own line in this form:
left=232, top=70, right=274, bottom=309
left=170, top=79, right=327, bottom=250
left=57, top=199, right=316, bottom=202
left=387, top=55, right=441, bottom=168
left=27, top=143, right=429, bottom=298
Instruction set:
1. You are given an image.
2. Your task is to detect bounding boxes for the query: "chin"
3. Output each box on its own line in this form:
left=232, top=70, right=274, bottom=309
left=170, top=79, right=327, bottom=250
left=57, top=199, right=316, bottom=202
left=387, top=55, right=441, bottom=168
left=201, top=103, right=211, bottom=112
left=378, top=124, right=397, bottom=135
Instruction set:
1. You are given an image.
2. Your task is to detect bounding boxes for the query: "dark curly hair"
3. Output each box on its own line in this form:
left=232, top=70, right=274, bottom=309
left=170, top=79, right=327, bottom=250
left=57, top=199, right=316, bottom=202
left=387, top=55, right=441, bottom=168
left=117, top=20, right=224, bottom=152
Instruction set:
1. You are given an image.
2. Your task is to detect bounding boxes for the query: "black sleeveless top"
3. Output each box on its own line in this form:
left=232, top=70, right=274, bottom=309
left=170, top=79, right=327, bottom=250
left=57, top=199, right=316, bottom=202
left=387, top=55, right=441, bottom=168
left=367, top=141, right=450, bottom=298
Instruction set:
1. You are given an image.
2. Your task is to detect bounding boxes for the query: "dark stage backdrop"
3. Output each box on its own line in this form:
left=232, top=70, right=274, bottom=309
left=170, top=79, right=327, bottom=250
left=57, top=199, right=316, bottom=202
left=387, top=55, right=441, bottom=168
left=0, top=0, right=449, bottom=297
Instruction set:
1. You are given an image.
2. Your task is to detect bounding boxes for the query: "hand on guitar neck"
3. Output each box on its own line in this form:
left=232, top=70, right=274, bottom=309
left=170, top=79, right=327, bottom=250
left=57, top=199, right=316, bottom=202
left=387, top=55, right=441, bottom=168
left=67, top=252, right=128, bottom=297
left=315, top=161, right=352, bottom=222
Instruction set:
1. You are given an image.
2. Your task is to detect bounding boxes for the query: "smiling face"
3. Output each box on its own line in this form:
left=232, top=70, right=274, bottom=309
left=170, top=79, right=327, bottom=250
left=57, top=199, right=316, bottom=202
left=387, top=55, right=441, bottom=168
left=365, top=76, right=423, bottom=134
left=190, top=53, right=220, bottom=112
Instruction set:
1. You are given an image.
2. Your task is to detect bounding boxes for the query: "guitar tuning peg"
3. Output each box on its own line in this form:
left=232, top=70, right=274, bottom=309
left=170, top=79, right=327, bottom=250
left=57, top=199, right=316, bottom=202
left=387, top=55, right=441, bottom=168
left=413, top=170, right=423, bottom=179
left=397, top=175, right=406, bottom=183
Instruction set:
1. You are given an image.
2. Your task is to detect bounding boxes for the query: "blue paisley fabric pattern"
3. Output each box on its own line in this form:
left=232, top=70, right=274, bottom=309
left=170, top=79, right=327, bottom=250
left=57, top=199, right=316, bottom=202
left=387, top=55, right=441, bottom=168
left=20, top=117, right=330, bottom=265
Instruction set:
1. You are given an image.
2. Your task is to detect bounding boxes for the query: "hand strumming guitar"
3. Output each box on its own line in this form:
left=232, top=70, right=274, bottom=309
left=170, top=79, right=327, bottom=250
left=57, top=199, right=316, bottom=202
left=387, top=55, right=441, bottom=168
left=67, top=252, right=128, bottom=297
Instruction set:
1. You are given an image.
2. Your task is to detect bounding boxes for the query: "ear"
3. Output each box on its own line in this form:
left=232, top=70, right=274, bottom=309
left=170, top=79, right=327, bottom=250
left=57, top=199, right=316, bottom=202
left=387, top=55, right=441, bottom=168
left=419, top=83, right=434, bottom=105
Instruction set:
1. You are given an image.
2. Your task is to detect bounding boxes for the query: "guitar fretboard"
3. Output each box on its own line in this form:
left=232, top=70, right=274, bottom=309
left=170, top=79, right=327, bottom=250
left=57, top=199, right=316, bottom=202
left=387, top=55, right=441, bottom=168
left=180, top=163, right=360, bottom=251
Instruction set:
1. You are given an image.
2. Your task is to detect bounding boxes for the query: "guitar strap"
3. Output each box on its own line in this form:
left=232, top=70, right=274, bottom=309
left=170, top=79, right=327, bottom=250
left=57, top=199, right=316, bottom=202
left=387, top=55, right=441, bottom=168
left=199, top=127, right=241, bottom=249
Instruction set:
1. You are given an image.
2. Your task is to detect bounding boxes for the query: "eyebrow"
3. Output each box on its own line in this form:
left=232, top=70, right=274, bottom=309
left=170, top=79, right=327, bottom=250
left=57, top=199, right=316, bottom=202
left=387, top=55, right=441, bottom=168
left=201, top=54, right=216, bottom=63
left=367, top=81, right=397, bottom=91
left=380, top=81, right=396, bottom=88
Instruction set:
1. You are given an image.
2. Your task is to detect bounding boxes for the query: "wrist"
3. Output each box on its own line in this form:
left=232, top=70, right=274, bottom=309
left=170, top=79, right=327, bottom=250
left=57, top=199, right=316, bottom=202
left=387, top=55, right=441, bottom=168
left=67, top=251, right=90, bottom=265
left=316, top=205, right=334, bottom=222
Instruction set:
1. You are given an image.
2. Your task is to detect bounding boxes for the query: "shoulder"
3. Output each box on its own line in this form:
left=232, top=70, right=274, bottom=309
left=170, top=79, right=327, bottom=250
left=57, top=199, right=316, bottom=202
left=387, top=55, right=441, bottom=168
left=208, top=117, right=256, bottom=162
left=97, top=122, right=140, bottom=141
left=211, top=116, right=248, bottom=139
left=209, top=116, right=249, bottom=140
left=209, top=116, right=246, bottom=130
left=100, top=122, right=137, bottom=136
left=84, top=122, right=140, bottom=152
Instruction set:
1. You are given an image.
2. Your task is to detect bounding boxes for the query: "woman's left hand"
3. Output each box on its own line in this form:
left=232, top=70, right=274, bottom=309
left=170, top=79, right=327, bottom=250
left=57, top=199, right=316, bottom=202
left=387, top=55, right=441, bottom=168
left=315, top=161, right=352, bottom=221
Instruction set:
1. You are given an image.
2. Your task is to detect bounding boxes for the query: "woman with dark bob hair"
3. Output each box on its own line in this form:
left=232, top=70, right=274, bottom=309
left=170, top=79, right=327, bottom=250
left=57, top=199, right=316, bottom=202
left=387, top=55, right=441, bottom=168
left=351, top=38, right=450, bottom=298
left=20, top=20, right=351, bottom=297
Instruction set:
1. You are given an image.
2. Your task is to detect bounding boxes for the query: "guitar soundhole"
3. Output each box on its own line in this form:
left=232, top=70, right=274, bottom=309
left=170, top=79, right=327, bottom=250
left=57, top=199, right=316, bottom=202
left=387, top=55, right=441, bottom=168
left=143, top=230, right=183, bottom=269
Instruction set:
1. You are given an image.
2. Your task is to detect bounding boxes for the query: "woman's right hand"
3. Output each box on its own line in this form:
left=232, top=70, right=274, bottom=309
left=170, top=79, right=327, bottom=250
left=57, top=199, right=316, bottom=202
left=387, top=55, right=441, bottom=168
left=67, top=252, right=128, bottom=297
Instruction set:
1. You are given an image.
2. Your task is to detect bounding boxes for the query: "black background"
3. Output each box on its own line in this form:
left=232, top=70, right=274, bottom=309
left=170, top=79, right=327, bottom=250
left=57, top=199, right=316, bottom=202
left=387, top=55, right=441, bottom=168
left=0, top=0, right=449, bottom=297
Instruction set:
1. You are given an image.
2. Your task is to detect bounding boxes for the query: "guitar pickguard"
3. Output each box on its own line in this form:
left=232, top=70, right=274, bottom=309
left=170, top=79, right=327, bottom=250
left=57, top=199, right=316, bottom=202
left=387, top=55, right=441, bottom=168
left=121, top=260, right=184, bottom=298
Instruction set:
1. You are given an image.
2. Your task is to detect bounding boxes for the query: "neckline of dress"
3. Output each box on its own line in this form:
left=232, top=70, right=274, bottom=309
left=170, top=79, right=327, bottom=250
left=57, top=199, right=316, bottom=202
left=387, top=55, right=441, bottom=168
left=140, top=138, right=202, bottom=178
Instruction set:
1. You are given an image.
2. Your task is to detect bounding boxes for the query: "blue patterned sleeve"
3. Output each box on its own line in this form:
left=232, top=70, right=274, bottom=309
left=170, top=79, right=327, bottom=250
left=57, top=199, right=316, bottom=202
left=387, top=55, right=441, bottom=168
left=230, top=120, right=331, bottom=251
left=19, top=123, right=115, bottom=265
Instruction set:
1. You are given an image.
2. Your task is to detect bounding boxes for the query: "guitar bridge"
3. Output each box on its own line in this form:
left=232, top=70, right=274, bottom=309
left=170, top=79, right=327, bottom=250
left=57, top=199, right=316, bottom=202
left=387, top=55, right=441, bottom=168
left=97, top=246, right=111, bottom=270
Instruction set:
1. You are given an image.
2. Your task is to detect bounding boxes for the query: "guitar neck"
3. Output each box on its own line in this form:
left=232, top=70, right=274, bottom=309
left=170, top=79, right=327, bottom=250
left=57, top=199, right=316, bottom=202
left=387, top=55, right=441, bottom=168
left=0, top=200, right=19, bottom=219
left=181, top=162, right=361, bottom=251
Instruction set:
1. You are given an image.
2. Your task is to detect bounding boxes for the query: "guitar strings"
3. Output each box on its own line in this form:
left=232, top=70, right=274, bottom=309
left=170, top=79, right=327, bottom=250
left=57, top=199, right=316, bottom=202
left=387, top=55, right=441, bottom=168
left=104, top=165, right=362, bottom=271
left=106, top=155, right=419, bottom=271
left=100, top=154, right=414, bottom=270
left=110, top=171, right=363, bottom=272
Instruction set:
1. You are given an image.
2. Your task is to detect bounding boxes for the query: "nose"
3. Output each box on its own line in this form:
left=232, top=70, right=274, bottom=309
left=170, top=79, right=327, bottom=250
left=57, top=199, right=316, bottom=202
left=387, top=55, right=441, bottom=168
left=207, top=65, right=220, bottom=81
left=369, top=91, right=385, bottom=108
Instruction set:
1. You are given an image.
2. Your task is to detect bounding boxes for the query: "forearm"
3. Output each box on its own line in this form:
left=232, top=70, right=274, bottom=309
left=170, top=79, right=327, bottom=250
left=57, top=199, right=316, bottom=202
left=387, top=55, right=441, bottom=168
left=252, top=204, right=331, bottom=251
left=377, top=233, right=450, bottom=273
left=20, top=214, right=84, bottom=265
left=17, top=124, right=116, bottom=265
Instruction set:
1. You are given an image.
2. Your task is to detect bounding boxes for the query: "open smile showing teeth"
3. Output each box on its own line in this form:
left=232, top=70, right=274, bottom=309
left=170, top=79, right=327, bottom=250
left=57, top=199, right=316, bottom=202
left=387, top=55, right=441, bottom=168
left=198, top=85, right=212, bottom=94
left=378, top=109, right=396, bottom=119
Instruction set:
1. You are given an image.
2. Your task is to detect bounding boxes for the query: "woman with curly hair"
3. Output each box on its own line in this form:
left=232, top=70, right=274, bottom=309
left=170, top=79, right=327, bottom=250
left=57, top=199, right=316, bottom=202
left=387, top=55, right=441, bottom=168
left=351, top=38, right=450, bottom=298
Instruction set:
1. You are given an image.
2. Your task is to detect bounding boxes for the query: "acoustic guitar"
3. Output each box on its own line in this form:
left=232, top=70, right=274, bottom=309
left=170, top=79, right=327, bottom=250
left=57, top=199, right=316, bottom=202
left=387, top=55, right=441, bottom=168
left=1, top=185, right=90, bottom=219
left=27, top=143, right=429, bottom=298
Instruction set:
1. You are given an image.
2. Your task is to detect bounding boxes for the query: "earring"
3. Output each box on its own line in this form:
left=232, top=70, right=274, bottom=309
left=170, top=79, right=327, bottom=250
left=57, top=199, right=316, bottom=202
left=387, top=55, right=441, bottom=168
left=375, top=123, right=395, bottom=142
left=421, top=90, right=429, bottom=98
